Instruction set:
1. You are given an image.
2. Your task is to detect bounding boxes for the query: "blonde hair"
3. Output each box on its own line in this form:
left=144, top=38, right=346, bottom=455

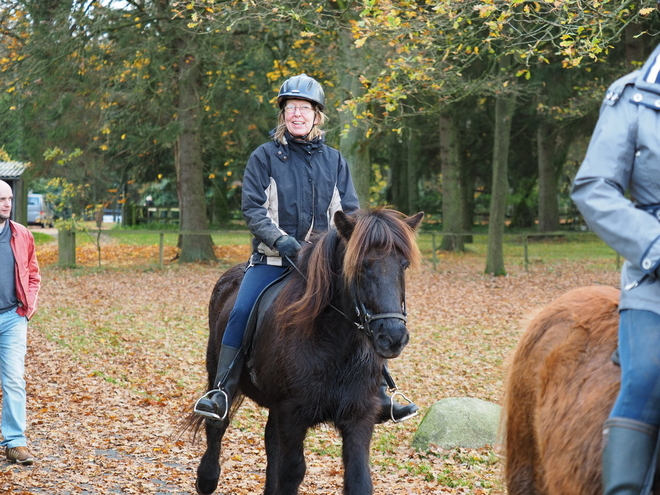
left=273, top=105, right=328, bottom=144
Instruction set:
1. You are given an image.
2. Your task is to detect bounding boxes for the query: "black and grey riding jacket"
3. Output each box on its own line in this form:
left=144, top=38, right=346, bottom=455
left=242, top=131, right=360, bottom=266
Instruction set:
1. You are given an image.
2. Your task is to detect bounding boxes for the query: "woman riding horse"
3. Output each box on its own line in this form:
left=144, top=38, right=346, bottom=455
left=572, top=42, right=660, bottom=494
left=194, top=73, right=418, bottom=425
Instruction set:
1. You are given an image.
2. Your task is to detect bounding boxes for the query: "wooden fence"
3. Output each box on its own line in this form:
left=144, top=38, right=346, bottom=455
left=57, top=227, right=619, bottom=272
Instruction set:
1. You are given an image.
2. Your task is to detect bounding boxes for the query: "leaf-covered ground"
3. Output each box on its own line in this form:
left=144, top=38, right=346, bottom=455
left=0, top=238, right=619, bottom=494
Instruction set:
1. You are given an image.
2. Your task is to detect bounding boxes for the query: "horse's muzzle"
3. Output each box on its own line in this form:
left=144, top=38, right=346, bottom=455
left=373, top=322, right=409, bottom=358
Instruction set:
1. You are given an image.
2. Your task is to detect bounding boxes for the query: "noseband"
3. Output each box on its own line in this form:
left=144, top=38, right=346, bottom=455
left=354, top=299, right=407, bottom=338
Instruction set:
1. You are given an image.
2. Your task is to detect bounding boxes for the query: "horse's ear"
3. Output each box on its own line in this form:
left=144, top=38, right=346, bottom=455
left=405, top=211, right=424, bottom=231
left=334, top=210, right=356, bottom=240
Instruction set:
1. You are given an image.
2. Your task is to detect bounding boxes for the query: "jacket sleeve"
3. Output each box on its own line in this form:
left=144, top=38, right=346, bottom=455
left=571, top=84, right=660, bottom=274
left=25, top=234, right=41, bottom=319
left=241, top=146, right=286, bottom=249
left=337, top=154, right=360, bottom=213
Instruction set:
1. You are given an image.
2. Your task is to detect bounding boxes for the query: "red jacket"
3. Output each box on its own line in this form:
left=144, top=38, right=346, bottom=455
left=9, top=220, right=41, bottom=320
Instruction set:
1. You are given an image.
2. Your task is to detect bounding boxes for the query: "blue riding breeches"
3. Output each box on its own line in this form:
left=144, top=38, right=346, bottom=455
left=220, top=263, right=289, bottom=349
left=610, top=309, right=660, bottom=427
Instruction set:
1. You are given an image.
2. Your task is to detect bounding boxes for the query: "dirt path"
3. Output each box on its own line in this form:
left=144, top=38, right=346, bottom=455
left=0, top=254, right=621, bottom=494
left=1, top=330, right=203, bottom=494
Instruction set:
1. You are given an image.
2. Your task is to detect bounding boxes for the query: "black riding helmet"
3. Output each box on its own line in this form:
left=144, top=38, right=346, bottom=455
left=277, top=73, right=325, bottom=111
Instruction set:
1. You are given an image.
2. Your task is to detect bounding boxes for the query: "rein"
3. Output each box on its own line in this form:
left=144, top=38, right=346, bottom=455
left=284, top=255, right=408, bottom=338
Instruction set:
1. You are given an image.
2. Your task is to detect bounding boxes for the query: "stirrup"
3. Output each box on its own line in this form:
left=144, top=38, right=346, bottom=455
left=193, top=389, right=229, bottom=422
left=386, top=389, right=418, bottom=423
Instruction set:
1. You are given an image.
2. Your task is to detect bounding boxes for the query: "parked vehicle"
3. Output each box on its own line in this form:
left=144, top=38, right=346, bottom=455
left=27, top=194, right=54, bottom=228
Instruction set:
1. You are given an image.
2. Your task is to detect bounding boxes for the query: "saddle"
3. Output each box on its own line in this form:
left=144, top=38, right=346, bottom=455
left=242, top=268, right=292, bottom=388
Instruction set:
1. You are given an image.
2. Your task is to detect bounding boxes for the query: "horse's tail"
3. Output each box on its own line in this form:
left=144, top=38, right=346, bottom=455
left=180, top=409, right=205, bottom=442
left=180, top=394, right=247, bottom=443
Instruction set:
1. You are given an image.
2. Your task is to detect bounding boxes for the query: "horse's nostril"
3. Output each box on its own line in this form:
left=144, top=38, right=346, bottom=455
left=376, top=334, right=392, bottom=349
left=375, top=327, right=409, bottom=352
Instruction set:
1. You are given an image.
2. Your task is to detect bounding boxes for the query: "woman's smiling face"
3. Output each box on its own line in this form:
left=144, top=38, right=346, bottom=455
left=283, top=98, right=318, bottom=138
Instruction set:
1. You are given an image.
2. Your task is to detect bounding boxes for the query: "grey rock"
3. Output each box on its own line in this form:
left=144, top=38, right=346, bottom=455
left=412, top=397, right=501, bottom=450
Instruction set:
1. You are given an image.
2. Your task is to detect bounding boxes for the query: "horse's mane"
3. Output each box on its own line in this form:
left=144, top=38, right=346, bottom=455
left=275, top=207, right=421, bottom=333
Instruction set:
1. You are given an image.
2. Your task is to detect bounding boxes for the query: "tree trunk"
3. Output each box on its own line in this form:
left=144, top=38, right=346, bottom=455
left=175, top=36, right=216, bottom=263
left=387, top=134, right=408, bottom=212
left=439, top=113, right=464, bottom=251
left=210, top=183, right=230, bottom=227
left=338, top=18, right=371, bottom=208
left=406, top=128, right=420, bottom=215
left=485, top=93, right=516, bottom=276
left=460, top=166, right=474, bottom=243
left=537, top=122, right=560, bottom=232
left=58, top=228, right=76, bottom=268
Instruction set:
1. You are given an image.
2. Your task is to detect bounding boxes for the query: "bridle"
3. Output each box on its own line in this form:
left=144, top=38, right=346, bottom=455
left=285, top=255, right=408, bottom=338
left=283, top=253, right=414, bottom=421
left=353, top=293, right=408, bottom=338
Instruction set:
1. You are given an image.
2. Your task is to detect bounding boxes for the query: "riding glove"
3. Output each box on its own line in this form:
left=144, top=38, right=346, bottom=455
left=275, top=235, right=301, bottom=258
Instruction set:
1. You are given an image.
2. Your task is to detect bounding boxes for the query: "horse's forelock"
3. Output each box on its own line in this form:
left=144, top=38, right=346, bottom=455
left=343, top=208, right=421, bottom=286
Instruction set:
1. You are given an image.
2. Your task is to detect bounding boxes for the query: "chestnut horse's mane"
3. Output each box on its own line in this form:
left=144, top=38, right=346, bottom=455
left=274, top=207, right=421, bottom=333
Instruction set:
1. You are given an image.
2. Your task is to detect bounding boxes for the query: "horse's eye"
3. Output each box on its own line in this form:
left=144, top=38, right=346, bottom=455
left=401, top=259, right=410, bottom=270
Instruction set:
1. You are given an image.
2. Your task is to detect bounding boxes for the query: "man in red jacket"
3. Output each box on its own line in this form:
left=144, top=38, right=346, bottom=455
left=0, top=179, right=40, bottom=465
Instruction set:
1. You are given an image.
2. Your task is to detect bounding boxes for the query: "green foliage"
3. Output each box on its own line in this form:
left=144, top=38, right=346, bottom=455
left=43, top=177, right=86, bottom=228
left=0, top=0, right=658, bottom=266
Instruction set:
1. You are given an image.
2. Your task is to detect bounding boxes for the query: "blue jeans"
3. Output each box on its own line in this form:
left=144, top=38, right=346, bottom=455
left=0, top=308, right=28, bottom=448
left=610, top=309, right=660, bottom=426
left=221, top=264, right=289, bottom=349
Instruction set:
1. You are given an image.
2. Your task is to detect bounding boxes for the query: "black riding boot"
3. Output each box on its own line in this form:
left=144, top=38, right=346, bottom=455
left=194, top=345, right=243, bottom=422
left=602, top=417, right=658, bottom=495
left=377, top=365, right=419, bottom=424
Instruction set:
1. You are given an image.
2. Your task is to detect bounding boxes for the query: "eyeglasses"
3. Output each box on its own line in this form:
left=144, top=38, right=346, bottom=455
left=283, top=104, right=314, bottom=115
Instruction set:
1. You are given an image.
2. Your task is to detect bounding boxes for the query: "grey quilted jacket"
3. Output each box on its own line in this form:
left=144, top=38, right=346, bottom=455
left=572, top=43, right=660, bottom=311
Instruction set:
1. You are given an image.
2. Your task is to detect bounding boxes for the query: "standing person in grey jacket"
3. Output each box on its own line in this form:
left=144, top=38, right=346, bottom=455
left=195, top=73, right=418, bottom=425
left=572, top=44, right=660, bottom=495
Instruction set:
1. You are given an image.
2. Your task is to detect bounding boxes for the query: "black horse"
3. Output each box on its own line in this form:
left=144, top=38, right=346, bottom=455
left=193, top=207, right=424, bottom=495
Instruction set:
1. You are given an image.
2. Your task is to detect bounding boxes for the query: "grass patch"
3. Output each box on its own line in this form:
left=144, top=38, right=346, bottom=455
left=306, top=431, right=342, bottom=457
left=103, top=230, right=252, bottom=247
left=32, top=231, right=55, bottom=245
left=418, top=231, right=619, bottom=272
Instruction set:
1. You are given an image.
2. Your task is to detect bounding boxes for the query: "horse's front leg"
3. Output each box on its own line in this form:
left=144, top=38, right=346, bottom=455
left=263, top=410, right=280, bottom=495
left=338, top=418, right=375, bottom=495
left=267, top=409, right=308, bottom=495
left=196, top=420, right=229, bottom=495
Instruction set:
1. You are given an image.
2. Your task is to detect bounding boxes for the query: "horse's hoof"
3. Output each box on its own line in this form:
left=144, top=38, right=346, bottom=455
left=196, top=478, right=217, bottom=495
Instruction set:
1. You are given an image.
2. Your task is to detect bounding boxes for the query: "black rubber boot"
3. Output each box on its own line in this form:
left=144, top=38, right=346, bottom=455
left=194, top=345, right=243, bottom=422
left=377, top=365, right=419, bottom=424
left=602, top=417, right=658, bottom=495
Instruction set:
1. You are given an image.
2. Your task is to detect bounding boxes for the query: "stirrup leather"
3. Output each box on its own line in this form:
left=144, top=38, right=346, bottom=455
left=385, top=388, right=418, bottom=423
left=193, top=388, right=229, bottom=422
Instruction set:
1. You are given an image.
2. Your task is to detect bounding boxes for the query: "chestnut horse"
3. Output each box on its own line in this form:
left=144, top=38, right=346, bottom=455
left=193, top=208, right=423, bottom=495
left=503, top=285, right=660, bottom=494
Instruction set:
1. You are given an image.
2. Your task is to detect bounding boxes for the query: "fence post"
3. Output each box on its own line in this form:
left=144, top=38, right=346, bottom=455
left=159, top=232, right=164, bottom=269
